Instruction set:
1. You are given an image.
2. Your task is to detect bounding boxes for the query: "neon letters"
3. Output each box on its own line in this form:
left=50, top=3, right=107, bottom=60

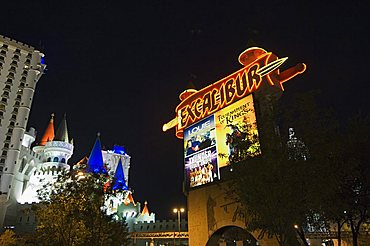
left=163, top=47, right=306, bottom=139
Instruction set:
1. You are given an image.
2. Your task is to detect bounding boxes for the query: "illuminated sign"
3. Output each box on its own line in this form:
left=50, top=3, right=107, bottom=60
left=163, top=47, right=306, bottom=139
left=214, top=94, right=260, bottom=168
left=164, top=46, right=306, bottom=189
left=183, top=95, right=260, bottom=188
left=184, top=116, right=220, bottom=188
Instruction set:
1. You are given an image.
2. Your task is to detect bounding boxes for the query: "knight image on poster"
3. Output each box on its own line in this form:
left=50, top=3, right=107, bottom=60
left=215, top=94, right=261, bottom=168
left=184, top=115, right=220, bottom=188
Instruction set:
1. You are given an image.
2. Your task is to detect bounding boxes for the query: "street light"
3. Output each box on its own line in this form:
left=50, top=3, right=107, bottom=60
left=173, top=208, right=185, bottom=245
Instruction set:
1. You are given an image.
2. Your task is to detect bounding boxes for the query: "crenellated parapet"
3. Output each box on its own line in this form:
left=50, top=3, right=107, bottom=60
left=33, top=166, right=67, bottom=176
left=133, top=219, right=188, bottom=233
left=45, top=141, right=73, bottom=151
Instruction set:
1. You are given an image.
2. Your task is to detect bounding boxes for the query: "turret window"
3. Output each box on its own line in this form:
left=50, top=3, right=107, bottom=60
left=61, top=158, right=66, bottom=163
left=47, top=157, right=51, bottom=162
left=53, top=157, right=59, bottom=162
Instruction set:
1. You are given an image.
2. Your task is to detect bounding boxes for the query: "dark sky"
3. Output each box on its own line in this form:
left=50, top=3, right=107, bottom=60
left=1, top=1, right=369, bottom=219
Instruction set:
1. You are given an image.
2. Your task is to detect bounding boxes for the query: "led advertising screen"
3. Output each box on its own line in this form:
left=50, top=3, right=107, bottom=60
left=183, top=95, right=261, bottom=188
left=184, top=115, right=220, bottom=188
left=215, top=94, right=261, bottom=168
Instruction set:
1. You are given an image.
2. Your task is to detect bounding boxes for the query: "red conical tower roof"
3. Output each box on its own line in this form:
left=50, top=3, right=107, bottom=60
left=124, top=193, right=136, bottom=206
left=141, top=201, right=150, bottom=215
left=39, top=113, right=55, bottom=146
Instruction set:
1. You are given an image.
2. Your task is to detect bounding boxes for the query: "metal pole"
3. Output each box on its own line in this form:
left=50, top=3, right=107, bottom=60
left=177, top=211, right=181, bottom=246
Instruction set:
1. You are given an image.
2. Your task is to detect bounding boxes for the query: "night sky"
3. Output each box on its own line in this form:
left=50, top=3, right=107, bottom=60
left=1, top=1, right=369, bottom=219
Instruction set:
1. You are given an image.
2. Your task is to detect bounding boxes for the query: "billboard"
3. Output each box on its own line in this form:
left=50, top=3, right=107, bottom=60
left=215, top=94, right=261, bottom=168
left=164, top=47, right=307, bottom=189
left=183, top=95, right=261, bottom=188
left=184, top=116, right=220, bottom=188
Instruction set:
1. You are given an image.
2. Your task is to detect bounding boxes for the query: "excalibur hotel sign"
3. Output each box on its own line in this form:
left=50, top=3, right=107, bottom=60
left=163, top=47, right=306, bottom=139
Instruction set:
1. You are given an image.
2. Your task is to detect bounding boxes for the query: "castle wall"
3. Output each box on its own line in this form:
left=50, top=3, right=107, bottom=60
left=187, top=181, right=278, bottom=246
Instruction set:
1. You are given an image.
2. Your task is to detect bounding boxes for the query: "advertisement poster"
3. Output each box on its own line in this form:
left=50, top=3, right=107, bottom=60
left=215, top=95, right=261, bottom=168
left=184, top=116, right=220, bottom=188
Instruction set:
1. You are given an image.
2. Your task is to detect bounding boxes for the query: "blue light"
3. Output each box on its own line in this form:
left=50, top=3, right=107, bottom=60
left=113, top=145, right=125, bottom=155
left=41, top=56, right=45, bottom=65
left=86, top=136, right=107, bottom=174
left=112, top=159, right=128, bottom=191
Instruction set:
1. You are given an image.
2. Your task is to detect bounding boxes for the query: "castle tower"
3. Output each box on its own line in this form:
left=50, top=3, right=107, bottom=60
left=32, top=114, right=54, bottom=154
left=102, top=145, right=130, bottom=186
left=39, top=113, right=54, bottom=146
left=18, top=114, right=73, bottom=204
left=112, top=159, right=128, bottom=191
left=0, top=35, right=46, bottom=199
left=136, top=201, right=155, bottom=224
left=10, top=127, right=39, bottom=203
left=42, top=114, right=73, bottom=170
left=86, top=134, right=107, bottom=174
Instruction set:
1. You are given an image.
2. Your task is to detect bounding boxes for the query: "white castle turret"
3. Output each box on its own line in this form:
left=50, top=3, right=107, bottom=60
left=41, top=114, right=73, bottom=170
left=18, top=114, right=73, bottom=204
left=0, top=113, right=74, bottom=231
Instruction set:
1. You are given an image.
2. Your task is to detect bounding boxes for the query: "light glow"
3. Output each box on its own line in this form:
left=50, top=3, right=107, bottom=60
left=173, top=208, right=185, bottom=213
left=163, top=47, right=306, bottom=138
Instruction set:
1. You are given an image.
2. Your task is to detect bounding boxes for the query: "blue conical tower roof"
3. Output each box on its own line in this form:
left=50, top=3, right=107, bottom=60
left=86, top=134, right=107, bottom=174
left=112, top=159, right=128, bottom=191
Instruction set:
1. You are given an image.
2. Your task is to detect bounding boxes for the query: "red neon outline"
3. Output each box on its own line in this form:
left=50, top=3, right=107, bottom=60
left=165, top=47, right=306, bottom=138
left=278, top=63, right=307, bottom=90
left=175, top=54, right=273, bottom=131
